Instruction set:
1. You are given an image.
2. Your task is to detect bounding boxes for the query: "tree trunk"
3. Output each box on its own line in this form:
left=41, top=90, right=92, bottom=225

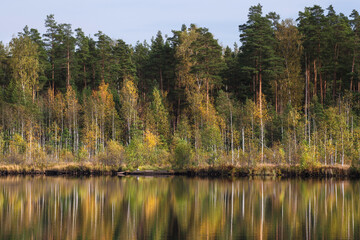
left=84, top=64, right=87, bottom=88
left=206, top=79, right=209, bottom=114
left=52, top=63, right=55, bottom=90
left=67, top=47, right=71, bottom=88
left=275, top=81, right=278, bottom=113
left=314, top=60, right=317, bottom=97
left=159, top=68, right=163, bottom=92
left=351, top=52, right=355, bottom=91
left=341, top=128, right=344, bottom=166
left=112, top=111, right=115, bottom=140
left=305, top=56, right=308, bottom=138
left=333, top=43, right=338, bottom=101
left=242, top=127, right=245, bottom=154
left=230, top=107, right=234, bottom=165
left=324, top=128, right=327, bottom=165
left=259, top=71, right=264, bottom=164
left=319, top=62, right=323, bottom=104
left=92, top=64, right=96, bottom=88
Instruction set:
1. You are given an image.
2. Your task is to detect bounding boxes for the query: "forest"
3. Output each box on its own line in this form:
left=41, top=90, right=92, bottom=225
left=1, top=4, right=360, bottom=170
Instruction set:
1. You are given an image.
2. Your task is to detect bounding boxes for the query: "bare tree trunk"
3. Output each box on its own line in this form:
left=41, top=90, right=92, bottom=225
left=259, top=71, right=264, bottom=164
left=29, top=121, right=32, bottom=163
left=341, top=128, right=344, bottom=166
left=324, top=128, right=327, bottom=165
left=294, top=130, right=297, bottom=164
left=305, top=56, right=308, bottom=138
left=95, top=105, right=98, bottom=153
left=206, top=79, right=209, bottom=114
left=319, top=62, right=323, bottom=104
left=230, top=107, right=234, bottom=165
left=314, top=59, right=317, bottom=96
left=67, top=47, right=71, bottom=88
left=112, top=111, right=115, bottom=140
left=335, top=143, right=337, bottom=165
left=288, top=137, right=291, bottom=164
left=242, top=127, right=245, bottom=153
left=333, top=44, right=338, bottom=101
left=350, top=52, right=355, bottom=91
left=52, top=63, right=55, bottom=90
left=55, top=122, right=58, bottom=160
left=275, top=81, right=278, bottom=113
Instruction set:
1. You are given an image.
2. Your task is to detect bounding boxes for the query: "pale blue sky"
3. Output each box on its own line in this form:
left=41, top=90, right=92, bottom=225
left=1, top=0, right=359, bottom=47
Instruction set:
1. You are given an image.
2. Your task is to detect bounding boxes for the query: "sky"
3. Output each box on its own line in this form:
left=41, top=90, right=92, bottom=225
left=1, top=0, right=359, bottom=48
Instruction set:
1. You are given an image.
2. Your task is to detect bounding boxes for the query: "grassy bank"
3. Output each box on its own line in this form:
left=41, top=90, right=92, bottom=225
left=184, top=164, right=355, bottom=178
left=1, top=163, right=360, bottom=178
left=0, top=163, right=120, bottom=176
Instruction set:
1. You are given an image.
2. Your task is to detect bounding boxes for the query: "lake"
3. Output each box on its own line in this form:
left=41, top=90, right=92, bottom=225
left=0, top=176, right=359, bottom=239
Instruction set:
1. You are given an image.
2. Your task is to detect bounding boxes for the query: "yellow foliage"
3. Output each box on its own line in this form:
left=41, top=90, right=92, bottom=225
left=60, top=150, right=74, bottom=163
left=144, top=129, right=159, bottom=150
left=93, top=80, right=115, bottom=115
left=9, top=36, right=39, bottom=101
left=83, top=127, right=97, bottom=154
left=253, top=93, right=271, bottom=123
left=9, top=133, right=26, bottom=154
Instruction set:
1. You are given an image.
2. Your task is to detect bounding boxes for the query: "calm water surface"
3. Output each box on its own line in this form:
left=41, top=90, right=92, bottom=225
left=0, top=176, right=359, bottom=239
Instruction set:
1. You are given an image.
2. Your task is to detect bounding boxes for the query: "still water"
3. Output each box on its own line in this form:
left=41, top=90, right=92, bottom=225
left=0, top=176, right=359, bottom=239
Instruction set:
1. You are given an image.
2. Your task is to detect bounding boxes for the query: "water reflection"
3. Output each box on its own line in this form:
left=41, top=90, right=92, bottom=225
left=0, top=176, right=359, bottom=239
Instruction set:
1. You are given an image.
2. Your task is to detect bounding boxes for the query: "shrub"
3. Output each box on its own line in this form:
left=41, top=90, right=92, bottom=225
left=76, top=146, right=89, bottom=163
left=125, top=136, right=145, bottom=167
left=98, top=140, right=124, bottom=166
left=5, top=153, right=25, bottom=165
left=60, top=150, right=74, bottom=162
left=300, top=144, right=319, bottom=170
left=172, top=138, right=193, bottom=169
left=9, top=133, right=26, bottom=154
left=31, top=145, right=47, bottom=166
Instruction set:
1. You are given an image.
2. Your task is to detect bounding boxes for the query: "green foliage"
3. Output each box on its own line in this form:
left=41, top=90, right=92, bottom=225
left=9, top=36, right=40, bottom=104
left=125, top=135, right=145, bottom=167
left=120, top=76, right=138, bottom=144
left=76, top=146, right=89, bottom=163
left=150, top=87, right=170, bottom=144
left=10, top=133, right=26, bottom=154
left=2, top=7, right=360, bottom=170
left=300, top=144, right=320, bottom=170
left=172, top=138, right=193, bottom=169
left=201, top=124, right=222, bottom=153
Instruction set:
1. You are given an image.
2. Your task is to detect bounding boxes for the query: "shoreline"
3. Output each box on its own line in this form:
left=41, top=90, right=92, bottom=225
left=1, top=163, right=360, bottom=178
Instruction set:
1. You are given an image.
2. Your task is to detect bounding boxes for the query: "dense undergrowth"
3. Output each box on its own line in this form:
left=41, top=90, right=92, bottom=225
left=2, top=5, right=360, bottom=171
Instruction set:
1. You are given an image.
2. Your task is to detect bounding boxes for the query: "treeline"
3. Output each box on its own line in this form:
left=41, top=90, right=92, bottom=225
left=1, top=4, right=360, bottom=168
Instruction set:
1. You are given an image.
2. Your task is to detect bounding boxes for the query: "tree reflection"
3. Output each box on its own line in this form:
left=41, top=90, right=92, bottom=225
left=0, top=176, right=359, bottom=239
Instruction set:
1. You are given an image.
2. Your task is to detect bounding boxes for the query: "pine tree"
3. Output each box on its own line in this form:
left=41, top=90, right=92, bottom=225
left=95, top=31, right=112, bottom=85
left=189, top=26, right=225, bottom=113
left=43, top=14, right=59, bottom=90
left=350, top=10, right=360, bottom=92
left=111, top=39, right=136, bottom=91
left=75, top=28, right=90, bottom=89
left=239, top=4, right=279, bottom=162
left=58, top=23, right=76, bottom=88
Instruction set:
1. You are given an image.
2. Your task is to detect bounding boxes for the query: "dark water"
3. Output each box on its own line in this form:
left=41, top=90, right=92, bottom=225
left=0, top=176, right=359, bottom=239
